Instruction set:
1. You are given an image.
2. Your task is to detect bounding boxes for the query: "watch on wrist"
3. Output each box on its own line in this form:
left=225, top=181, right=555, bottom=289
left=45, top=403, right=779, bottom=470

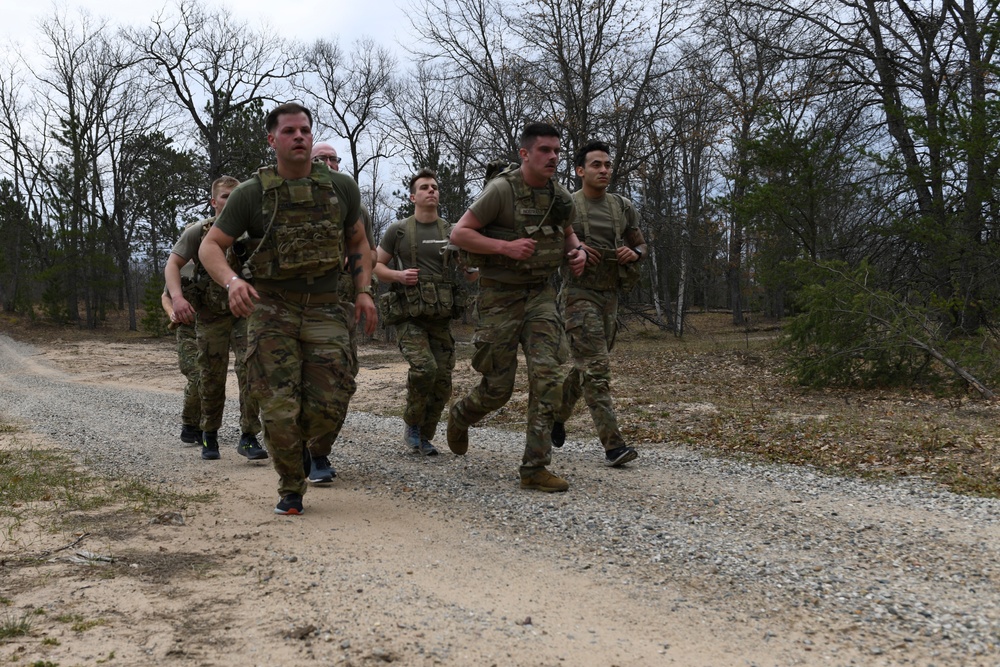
left=633, top=247, right=643, bottom=260
left=356, top=285, right=374, bottom=296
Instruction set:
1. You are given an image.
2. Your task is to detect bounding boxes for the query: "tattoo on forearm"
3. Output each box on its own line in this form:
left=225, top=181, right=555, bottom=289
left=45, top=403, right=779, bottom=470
left=347, top=252, right=363, bottom=277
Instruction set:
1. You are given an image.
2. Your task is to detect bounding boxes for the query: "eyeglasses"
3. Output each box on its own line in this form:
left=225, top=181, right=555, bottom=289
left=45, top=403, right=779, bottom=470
left=316, top=155, right=342, bottom=164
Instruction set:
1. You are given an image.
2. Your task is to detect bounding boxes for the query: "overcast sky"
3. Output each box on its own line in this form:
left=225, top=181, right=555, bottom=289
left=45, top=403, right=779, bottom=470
left=5, top=0, right=414, bottom=56
left=3, top=0, right=419, bottom=180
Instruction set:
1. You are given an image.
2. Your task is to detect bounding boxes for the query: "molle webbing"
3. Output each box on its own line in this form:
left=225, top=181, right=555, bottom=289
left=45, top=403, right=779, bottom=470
left=246, top=164, right=343, bottom=283
left=468, top=168, right=568, bottom=276
left=569, top=192, right=634, bottom=291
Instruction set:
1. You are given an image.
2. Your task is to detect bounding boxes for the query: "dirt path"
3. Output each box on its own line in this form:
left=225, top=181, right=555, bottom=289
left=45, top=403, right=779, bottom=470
left=1, top=333, right=997, bottom=666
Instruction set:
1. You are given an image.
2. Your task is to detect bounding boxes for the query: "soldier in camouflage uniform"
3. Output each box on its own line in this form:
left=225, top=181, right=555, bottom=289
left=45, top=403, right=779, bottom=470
left=303, top=142, right=378, bottom=484
left=553, top=141, right=646, bottom=467
left=161, top=260, right=201, bottom=444
left=199, top=103, right=375, bottom=516
left=165, top=177, right=266, bottom=462
left=375, top=168, right=456, bottom=457
left=447, top=123, right=587, bottom=492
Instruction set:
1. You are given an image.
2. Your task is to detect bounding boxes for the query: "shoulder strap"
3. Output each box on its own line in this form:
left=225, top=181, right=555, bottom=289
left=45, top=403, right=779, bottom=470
left=258, top=166, right=282, bottom=192
left=609, top=194, right=625, bottom=246
left=404, top=217, right=450, bottom=269
left=405, top=216, right=417, bottom=268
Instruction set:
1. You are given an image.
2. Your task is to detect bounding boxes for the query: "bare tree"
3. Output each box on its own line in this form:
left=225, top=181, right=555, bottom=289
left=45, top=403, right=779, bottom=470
left=33, top=10, right=123, bottom=326
left=388, top=61, right=481, bottom=223
left=0, top=56, right=52, bottom=312
left=128, top=0, right=304, bottom=181
left=300, top=37, right=399, bottom=182
left=697, top=0, right=800, bottom=324
left=510, top=0, right=688, bottom=185
left=407, top=0, right=539, bottom=157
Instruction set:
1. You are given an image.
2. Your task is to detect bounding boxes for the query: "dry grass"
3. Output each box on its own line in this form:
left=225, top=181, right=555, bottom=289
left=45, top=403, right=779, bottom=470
left=449, top=311, right=1000, bottom=497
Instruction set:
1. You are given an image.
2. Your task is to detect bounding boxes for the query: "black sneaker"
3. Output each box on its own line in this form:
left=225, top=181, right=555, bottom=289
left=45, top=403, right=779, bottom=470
left=552, top=422, right=566, bottom=448
left=417, top=439, right=439, bottom=456
left=180, top=424, right=200, bottom=444
left=308, top=456, right=335, bottom=484
left=237, top=433, right=269, bottom=460
left=605, top=445, right=638, bottom=467
left=403, top=424, right=421, bottom=451
left=274, top=493, right=303, bottom=515
left=201, top=431, right=220, bottom=460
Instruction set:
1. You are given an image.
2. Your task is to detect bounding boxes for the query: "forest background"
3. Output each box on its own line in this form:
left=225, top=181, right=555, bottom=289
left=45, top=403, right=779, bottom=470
left=2, top=0, right=1000, bottom=397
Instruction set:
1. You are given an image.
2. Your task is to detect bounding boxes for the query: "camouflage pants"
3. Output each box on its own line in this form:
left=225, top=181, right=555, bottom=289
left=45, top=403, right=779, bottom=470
left=307, top=301, right=360, bottom=458
left=398, top=317, right=455, bottom=440
left=175, top=323, right=201, bottom=427
left=247, top=294, right=357, bottom=497
left=556, top=288, right=625, bottom=450
left=196, top=312, right=261, bottom=435
left=450, top=283, right=568, bottom=474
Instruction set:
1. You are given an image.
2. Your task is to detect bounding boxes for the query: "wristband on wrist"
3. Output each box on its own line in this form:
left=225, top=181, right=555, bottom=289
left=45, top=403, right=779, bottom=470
left=632, top=247, right=643, bottom=259
left=225, top=275, right=240, bottom=290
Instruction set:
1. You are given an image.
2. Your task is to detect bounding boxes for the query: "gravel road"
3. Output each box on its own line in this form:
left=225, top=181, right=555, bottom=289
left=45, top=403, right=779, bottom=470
left=1, top=332, right=998, bottom=666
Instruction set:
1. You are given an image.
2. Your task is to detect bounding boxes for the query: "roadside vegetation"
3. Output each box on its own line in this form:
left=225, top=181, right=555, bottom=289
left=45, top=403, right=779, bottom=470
left=0, top=421, right=215, bottom=561
left=447, top=312, right=1000, bottom=498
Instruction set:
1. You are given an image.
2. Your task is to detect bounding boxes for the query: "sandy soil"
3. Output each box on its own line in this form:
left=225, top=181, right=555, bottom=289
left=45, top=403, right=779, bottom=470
left=0, top=333, right=962, bottom=666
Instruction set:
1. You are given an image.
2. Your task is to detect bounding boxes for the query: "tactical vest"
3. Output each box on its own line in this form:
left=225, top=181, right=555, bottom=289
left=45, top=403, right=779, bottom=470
left=393, top=217, right=455, bottom=320
left=246, top=164, right=343, bottom=284
left=568, top=192, right=641, bottom=292
left=466, top=168, right=571, bottom=278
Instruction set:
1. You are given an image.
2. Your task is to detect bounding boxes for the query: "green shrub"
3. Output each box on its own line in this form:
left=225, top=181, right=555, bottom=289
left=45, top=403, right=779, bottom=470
left=140, top=279, right=170, bottom=337
left=781, top=260, right=982, bottom=391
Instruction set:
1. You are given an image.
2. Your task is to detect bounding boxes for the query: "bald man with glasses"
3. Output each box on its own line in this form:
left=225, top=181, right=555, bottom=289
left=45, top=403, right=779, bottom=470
left=302, top=141, right=376, bottom=484
left=312, top=142, right=343, bottom=170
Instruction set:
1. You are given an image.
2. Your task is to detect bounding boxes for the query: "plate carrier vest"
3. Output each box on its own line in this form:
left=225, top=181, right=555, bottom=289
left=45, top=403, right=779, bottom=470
left=246, top=163, right=343, bottom=285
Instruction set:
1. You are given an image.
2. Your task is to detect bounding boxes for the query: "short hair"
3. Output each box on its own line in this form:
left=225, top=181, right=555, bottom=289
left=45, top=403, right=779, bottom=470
left=264, top=103, right=313, bottom=133
left=409, top=167, right=438, bottom=194
left=574, top=140, right=612, bottom=168
left=211, top=175, right=240, bottom=199
left=519, top=122, right=561, bottom=150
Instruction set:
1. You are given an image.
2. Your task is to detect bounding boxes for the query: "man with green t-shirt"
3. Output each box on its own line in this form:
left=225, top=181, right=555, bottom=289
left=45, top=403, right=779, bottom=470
left=375, top=168, right=456, bottom=457
left=553, top=140, right=646, bottom=467
left=199, top=103, right=376, bottom=516
left=161, top=259, right=200, bottom=444
left=164, top=176, right=265, bottom=462
left=447, top=122, right=587, bottom=493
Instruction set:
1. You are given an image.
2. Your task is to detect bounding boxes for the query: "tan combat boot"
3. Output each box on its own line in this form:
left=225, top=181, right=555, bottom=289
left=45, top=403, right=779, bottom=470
left=520, top=468, right=569, bottom=492
left=446, top=405, right=468, bottom=455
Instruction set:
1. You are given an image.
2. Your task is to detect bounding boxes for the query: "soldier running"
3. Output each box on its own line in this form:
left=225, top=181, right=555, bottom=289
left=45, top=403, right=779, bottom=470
left=447, top=122, right=586, bottom=492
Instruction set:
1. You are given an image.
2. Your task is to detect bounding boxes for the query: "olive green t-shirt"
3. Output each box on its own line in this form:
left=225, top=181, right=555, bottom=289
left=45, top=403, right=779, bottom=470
left=214, top=167, right=361, bottom=293
left=170, top=218, right=212, bottom=263
left=359, top=202, right=376, bottom=249
left=570, top=192, right=640, bottom=249
left=467, top=173, right=575, bottom=284
left=379, top=217, right=452, bottom=279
